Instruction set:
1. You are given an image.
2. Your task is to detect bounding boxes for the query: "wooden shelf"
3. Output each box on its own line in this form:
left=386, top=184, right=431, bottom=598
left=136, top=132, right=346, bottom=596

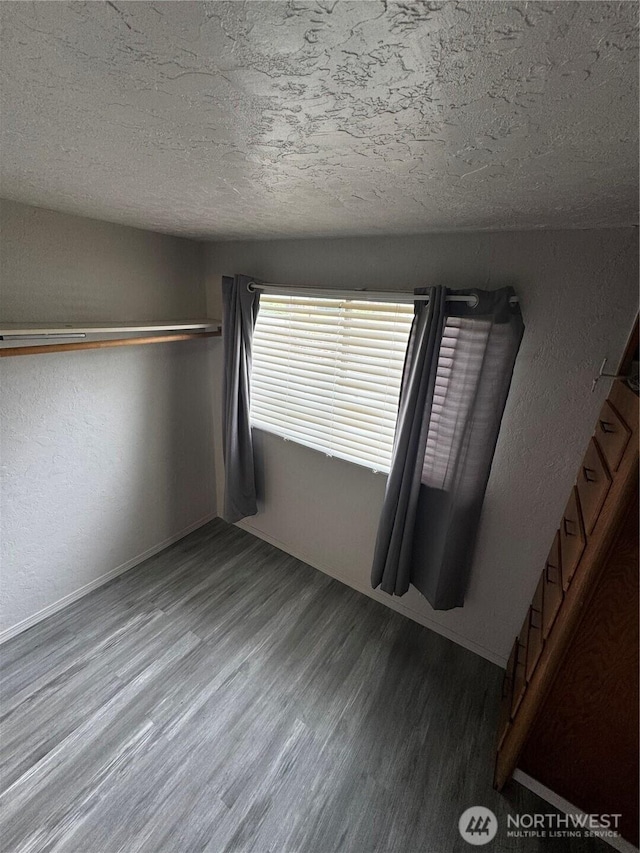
left=0, top=319, right=221, bottom=357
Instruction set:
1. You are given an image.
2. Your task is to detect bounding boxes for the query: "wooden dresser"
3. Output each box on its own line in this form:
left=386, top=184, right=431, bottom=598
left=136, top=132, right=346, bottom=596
left=494, top=373, right=639, bottom=846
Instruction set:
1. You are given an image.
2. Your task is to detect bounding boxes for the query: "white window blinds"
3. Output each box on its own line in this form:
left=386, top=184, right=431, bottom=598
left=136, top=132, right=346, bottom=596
left=250, top=294, right=414, bottom=472
left=422, top=316, right=489, bottom=490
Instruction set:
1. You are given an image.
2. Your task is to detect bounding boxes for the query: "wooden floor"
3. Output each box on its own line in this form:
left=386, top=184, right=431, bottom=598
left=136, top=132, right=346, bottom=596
left=1, top=519, right=608, bottom=853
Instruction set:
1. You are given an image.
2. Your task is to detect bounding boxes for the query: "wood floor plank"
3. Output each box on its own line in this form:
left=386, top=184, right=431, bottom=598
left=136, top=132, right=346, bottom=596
left=0, top=519, right=609, bottom=852
left=0, top=664, right=124, bottom=794
left=49, top=731, right=230, bottom=853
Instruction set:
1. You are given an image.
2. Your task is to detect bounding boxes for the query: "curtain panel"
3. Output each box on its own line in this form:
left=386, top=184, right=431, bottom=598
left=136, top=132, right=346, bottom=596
left=221, top=274, right=260, bottom=524
left=372, top=286, right=524, bottom=610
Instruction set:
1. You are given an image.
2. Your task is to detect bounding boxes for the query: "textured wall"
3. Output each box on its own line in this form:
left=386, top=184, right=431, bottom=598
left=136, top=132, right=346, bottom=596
left=1, top=2, right=637, bottom=238
left=206, top=228, right=638, bottom=665
left=0, top=201, right=217, bottom=637
left=0, top=199, right=205, bottom=323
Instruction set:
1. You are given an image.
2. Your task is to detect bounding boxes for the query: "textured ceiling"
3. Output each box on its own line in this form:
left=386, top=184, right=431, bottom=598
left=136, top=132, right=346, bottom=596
left=1, top=1, right=638, bottom=239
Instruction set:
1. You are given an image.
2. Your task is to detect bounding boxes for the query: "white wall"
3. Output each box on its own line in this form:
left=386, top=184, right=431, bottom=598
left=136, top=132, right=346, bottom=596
left=0, top=200, right=218, bottom=638
left=205, top=229, right=638, bottom=666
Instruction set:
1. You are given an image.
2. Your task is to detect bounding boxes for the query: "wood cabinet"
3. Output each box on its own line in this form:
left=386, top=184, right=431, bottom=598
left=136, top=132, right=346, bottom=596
left=494, top=377, right=639, bottom=846
left=521, top=489, right=639, bottom=845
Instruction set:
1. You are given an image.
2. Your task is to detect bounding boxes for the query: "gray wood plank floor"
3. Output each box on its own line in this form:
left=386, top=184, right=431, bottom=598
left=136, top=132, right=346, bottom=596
left=1, top=519, right=608, bottom=853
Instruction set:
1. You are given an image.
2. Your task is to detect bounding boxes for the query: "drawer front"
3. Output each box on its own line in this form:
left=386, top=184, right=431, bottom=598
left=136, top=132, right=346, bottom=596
left=511, top=638, right=528, bottom=717
left=518, top=609, right=531, bottom=660
left=531, top=572, right=544, bottom=617
left=559, top=487, right=586, bottom=590
left=526, top=604, right=544, bottom=682
left=577, top=438, right=612, bottom=535
left=542, top=533, right=563, bottom=639
left=596, top=400, right=631, bottom=473
left=498, top=641, right=517, bottom=747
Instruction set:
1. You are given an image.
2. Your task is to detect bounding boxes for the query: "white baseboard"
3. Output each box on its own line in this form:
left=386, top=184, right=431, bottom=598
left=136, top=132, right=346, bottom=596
left=236, top=519, right=507, bottom=669
left=513, top=770, right=639, bottom=853
left=2, top=510, right=507, bottom=668
left=0, top=512, right=217, bottom=645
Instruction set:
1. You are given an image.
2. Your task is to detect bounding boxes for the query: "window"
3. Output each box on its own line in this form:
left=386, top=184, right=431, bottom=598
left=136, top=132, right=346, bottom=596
left=250, top=294, right=414, bottom=472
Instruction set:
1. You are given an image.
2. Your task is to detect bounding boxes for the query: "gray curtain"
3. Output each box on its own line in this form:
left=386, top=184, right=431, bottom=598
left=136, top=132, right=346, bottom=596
left=372, top=286, right=524, bottom=610
left=221, top=274, right=260, bottom=524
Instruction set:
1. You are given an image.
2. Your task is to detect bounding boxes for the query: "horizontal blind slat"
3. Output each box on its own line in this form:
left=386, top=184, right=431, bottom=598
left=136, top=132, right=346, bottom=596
left=250, top=293, right=413, bottom=470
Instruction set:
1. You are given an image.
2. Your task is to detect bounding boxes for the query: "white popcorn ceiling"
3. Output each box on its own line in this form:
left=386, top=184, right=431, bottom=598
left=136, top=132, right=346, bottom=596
left=1, top=1, right=637, bottom=239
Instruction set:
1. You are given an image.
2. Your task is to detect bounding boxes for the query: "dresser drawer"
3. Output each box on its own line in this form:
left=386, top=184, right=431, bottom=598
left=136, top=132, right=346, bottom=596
left=542, top=532, right=563, bottom=638
left=596, top=400, right=631, bottom=473
left=559, top=487, right=586, bottom=590
left=511, top=637, right=528, bottom=717
left=526, top=604, right=544, bottom=682
left=577, top=438, right=612, bottom=535
left=531, top=571, right=544, bottom=616
left=498, top=641, right=517, bottom=748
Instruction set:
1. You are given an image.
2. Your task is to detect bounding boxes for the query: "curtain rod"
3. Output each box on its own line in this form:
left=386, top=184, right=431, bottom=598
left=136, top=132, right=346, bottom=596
left=247, top=282, right=518, bottom=308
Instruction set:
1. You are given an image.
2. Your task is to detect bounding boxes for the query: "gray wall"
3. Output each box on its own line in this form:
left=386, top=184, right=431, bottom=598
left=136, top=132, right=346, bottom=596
left=0, top=200, right=217, bottom=638
left=206, top=229, right=638, bottom=666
